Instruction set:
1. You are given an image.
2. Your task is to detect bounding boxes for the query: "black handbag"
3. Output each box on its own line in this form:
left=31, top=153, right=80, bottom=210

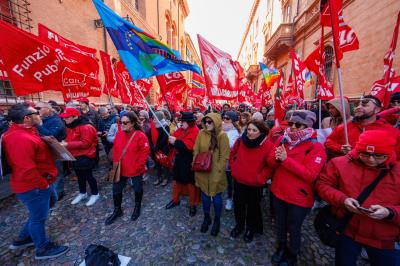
left=314, top=167, right=390, bottom=248
left=84, top=244, right=120, bottom=266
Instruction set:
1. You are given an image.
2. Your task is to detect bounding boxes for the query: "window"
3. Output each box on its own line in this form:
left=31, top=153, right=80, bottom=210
left=0, top=0, right=32, bottom=31
left=324, top=46, right=334, bottom=82
left=134, top=0, right=139, bottom=10
left=283, top=3, right=291, bottom=23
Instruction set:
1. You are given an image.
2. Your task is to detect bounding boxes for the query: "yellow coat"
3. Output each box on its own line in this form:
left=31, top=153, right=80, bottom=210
left=193, top=113, right=230, bottom=196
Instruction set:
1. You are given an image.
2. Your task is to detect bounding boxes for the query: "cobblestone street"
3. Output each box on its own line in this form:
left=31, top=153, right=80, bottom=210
left=0, top=162, right=368, bottom=266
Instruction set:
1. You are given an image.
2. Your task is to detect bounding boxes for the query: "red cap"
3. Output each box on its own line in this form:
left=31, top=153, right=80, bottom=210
left=78, top=97, right=89, bottom=104
left=355, top=130, right=396, bottom=155
left=59, top=107, right=81, bottom=118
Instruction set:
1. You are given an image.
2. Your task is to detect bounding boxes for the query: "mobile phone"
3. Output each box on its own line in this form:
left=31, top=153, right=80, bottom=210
left=357, top=206, right=374, bottom=213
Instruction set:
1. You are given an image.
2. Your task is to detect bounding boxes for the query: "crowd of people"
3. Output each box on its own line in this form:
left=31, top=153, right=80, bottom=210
left=1, top=92, right=400, bottom=265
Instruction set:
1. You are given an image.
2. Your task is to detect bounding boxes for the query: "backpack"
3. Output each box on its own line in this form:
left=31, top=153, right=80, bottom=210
left=84, top=244, right=121, bottom=266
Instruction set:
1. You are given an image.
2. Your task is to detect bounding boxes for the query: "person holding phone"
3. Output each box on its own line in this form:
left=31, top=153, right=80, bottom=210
left=316, top=130, right=400, bottom=266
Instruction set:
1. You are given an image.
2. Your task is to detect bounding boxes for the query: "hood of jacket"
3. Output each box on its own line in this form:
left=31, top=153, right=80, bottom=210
left=201, top=112, right=222, bottom=135
left=327, top=98, right=351, bottom=120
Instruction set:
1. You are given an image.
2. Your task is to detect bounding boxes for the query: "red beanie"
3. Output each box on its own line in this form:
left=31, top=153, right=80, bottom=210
left=355, top=130, right=396, bottom=155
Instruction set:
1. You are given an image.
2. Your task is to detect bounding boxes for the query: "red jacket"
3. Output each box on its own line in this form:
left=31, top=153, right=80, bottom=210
left=3, top=124, right=57, bottom=193
left=325, top=119, right=400, bottom=159
left=316, top=155, right=400, bottom=249
left=65, top=120, right=98, bottom=158
left=113, top=129, right=150, bottom=177
left=229, top=137, right=273, bottom=187
left=268, top=137, right=327, bottom=208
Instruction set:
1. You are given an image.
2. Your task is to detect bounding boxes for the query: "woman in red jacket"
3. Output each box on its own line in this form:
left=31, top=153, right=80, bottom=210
left=60, top=107, right=99, bottom=207
left=316, top=130, right=400, bottom=266
left=229, top=119, right=273, bottom=243
left=105, top=112, right=150, bottom=225
left=267, top=110, right=326, bottom=266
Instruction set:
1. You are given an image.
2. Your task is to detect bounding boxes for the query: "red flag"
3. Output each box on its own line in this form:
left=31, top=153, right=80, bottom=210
left=370, top=12, right=400, bottom=107
left=290, top=49, right=308, bottom=101
left=274, top=72, right=286, bottom=125
left=233, top=61, right=245, bottom=80
left=156, top=72, right=188, bottom=101
left=0, top=56, right=8, bottom=81
left=197, top=34, right=239, bottom=100
left=0, top=21, right=100, bottom=96
left=100, top=51, right=119, bottom=98
left=190, top=72, right=206, bottom=98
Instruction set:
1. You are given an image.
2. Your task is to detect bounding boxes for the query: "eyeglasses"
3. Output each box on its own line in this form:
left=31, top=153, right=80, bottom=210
left=138, top=117, right=145, bottom=121
left=288, top=122, right=304, bottom=128
left=223, top=117, right=231, bottom=121
left=358, top=151, right=388, bottom=160
left=121, top=121, right=131, bottom=125
left=204, top=120, right=213, bottom=125
left=25, top=111, right=39, bottom=116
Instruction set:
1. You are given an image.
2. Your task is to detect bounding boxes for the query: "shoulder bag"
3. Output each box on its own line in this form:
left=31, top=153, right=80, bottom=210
left=109, top=131, right=136, bottom=183
left=314, top=167, right=391, bottom=248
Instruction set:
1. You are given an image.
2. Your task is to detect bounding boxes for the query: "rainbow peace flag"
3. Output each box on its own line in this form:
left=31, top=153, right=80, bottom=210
left=259, top=63, right=281, bottom=87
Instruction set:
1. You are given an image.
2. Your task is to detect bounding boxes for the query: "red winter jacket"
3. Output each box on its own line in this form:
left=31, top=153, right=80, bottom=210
left=3, top=124, right=57, bottom=193
left=65, top=119, right=98, bottom=158
left=113, top=129, right=150, bottom=177
left=325, top=118, right=400, bottom=159
left=229, top=136, right=274, bottom=187
left=267, top=137, right=327, bottom=208
left=316, top=155, right=400, bottom=249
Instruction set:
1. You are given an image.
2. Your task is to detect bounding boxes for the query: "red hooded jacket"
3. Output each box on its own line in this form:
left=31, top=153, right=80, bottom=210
left=325, top=119, right=400, bottom=159
left=3, top=124, right=57, bottom=193
left=113, top=129, right=150, bottom=177
left=65, top=118, right=98, bottom=158
left=316, top=155, right=400, bottom=249
left=229, top=136, right=273, bottom=187
left=268, top=137, right=327, bottom=208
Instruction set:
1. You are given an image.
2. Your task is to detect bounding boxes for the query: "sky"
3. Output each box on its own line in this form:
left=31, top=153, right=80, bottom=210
left=185, top=0, right=253, bottom=60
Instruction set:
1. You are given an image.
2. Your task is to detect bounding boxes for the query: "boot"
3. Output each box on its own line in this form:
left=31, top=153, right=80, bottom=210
left=200, top=213, right=212, bottom=233
left=271, top=243, right=287, bottom=264
left=210, top=216, right=220, bottom=237
left=153, top=177, right=161, bottom=186
left=131, top=191, right=143, bottom=221
left=279, top=249, right=297, bottom=266
left=105, top=193, right=123, bottom=225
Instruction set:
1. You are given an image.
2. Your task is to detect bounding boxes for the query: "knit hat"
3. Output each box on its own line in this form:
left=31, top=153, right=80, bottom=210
left=161, top=108, right=171, bottom=121
left=224, top=111, right=239, bottom=122
left=155, top=110, right=165, bottom=121
left=139, top=110, right=149, bottom=121
left=289, top=110, right=316, bottom=128
left=355, top=130, right=396, bottom=155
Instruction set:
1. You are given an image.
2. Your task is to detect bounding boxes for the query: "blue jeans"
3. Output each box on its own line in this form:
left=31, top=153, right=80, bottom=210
left=336, top=234, right=400, bottom=266
left=16, top=187, right=51, bottom=249
left=201, top=192, right=222, bottom=217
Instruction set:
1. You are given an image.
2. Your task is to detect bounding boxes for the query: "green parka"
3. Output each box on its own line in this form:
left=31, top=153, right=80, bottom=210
left=193, top=113, right=230, bottom=196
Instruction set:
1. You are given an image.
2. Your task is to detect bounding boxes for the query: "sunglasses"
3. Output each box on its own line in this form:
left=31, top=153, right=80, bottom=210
left=288, top=121, right=304, bottom=128
left=204, top=120, right=213, bottom=125
left=121, top=121, right=131, bottom=125
left=358, top=151, right=388, bottom=160
left=223, top=117, right=231, bottom=121
left=138, top=117, right=145, bottom=121
left=26, top=111, right=39, bottom=116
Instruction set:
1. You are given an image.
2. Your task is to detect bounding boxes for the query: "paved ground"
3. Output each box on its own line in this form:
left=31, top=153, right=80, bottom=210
left=0, top=161, right=369, bottom=266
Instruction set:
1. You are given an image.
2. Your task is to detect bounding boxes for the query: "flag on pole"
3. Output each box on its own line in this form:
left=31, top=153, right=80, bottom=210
left=259, top=63, right=280, bottom=87
left=290, top=48, right=308, bottom=102
left=100, top=51, right=119, bottom=98
left=274, top=72, right=286, bottom=125
left=191, top=72, right=206, bottom=98
left=92, top=0, right=201, bottom=82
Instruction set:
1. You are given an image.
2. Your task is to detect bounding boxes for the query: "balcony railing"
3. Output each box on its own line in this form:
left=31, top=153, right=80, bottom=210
left=264, top=23, right=293, bottom=60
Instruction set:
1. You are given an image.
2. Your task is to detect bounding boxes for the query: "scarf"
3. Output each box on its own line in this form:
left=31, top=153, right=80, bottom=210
left=283, top=127, right=315, bottom=148
left=155, top=119, right=169, bottom=129
left=242, top=133, right=267, bottom=148
left=222, top=122, right=235, bottom=132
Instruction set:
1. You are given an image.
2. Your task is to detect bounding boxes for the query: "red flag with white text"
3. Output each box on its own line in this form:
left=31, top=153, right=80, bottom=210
left=197, top=34, right=239, bottom=100
left=290, top=49, right=307, bottom=101
left=100, top=51, right=119, bottom=98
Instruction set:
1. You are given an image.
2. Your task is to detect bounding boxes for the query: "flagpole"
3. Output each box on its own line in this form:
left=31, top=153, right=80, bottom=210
left=328, top=0, right=349, bottom=145
left=135, top=84, right=170, bottom=136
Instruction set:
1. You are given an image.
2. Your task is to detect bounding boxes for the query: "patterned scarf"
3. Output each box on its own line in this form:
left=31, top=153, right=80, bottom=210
left=283, top=127, right=315, bottom=148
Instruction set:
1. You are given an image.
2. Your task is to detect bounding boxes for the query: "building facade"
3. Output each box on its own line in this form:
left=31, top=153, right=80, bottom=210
left=238, top=0, right=400, bottom=102
left=0, top=0, right=197, bottom=105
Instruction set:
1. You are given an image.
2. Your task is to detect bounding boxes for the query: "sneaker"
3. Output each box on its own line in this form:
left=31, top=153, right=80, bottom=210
left=85, top=194, right=100, bottom=206
left=225, top=199, right=233, bottom=211
left=142, top=174, right=149, bottom=182
left=9, top=236, right=34, bottom=250
left=361, top=248, right=369, bottom=260
left=71, top=193, right=88, bottom=205
left=35, top=242, right=69, bottom=260
left=160, top=179, right=168, bottom=187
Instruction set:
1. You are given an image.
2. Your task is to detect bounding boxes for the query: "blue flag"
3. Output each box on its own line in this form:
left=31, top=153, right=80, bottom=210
left=92, top=0, right=201, bottom=81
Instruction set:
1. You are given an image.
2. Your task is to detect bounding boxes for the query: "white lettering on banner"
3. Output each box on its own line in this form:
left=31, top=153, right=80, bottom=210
left=12, top=45, right=51, bottom=77
left=0, top=70, right=8, bottom=78
left=32, top=49, right=66, bottom=82
left=206, top=57, right=236, bottom=87
left=47, top=31, right=59, bottom=43
left=61, top=67, right=87, bottom=87
left=210, top=86, right=238, bottom=98
left=65, top=91, right=89, bottom=99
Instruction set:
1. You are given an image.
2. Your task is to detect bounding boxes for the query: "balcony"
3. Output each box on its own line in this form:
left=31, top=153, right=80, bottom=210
left=264, top=23, right=293, bottom=60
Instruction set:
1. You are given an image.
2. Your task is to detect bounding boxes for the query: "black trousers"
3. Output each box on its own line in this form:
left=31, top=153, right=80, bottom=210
left=273, top=194, right=310, bottom=255
left=233, top=182, right=263, bottom=233
left=112, top=175, right=143, bottom=195
left=226, top=171, right=233, bottom=199
left=75, top=168, right=98, bottom=195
